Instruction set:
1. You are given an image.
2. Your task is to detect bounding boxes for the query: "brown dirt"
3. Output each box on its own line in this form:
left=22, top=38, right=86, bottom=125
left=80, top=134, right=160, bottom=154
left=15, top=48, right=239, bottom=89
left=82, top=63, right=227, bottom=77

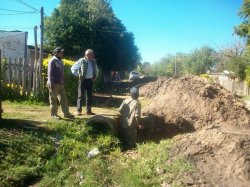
left=140, top=75, right=250, bottom=187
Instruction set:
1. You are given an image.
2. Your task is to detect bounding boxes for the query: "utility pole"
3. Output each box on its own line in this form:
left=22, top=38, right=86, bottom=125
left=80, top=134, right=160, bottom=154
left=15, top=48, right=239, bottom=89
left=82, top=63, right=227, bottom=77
left=34, top=26, right=38, bottom=64
left=33, top=26, right=38, bottom=95
left=39, top=7, right=44, bottom=93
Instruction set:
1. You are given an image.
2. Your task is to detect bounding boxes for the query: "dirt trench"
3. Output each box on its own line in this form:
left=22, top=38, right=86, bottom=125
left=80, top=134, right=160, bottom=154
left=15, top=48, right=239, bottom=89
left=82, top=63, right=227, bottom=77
left=139, top=75, right=250, bottom=187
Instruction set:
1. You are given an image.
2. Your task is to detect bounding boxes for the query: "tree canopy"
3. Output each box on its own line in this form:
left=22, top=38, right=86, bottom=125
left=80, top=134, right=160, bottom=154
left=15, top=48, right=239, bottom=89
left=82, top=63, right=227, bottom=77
left=44, top=0, right=140, bottom=73
left=234, top=0, right=250, bottom=44
left=149, top=46, right=217, bottom=77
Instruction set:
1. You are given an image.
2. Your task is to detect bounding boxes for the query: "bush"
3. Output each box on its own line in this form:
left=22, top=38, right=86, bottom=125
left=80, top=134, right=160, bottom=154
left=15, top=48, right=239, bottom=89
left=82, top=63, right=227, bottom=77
left=1, top=85, right=47, bottom=105
left=1, top=85, right=22, bottom=101
left=200, top=73, right=213, bottom=83
left=43, top=56, right=103, bottom=105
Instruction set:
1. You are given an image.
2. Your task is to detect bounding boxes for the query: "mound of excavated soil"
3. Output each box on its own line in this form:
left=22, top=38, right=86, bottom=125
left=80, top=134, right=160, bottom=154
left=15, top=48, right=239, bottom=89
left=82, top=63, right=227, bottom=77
left=140, top=75, right=250, bottom=187
left=141, top=75, right=250, bottom=130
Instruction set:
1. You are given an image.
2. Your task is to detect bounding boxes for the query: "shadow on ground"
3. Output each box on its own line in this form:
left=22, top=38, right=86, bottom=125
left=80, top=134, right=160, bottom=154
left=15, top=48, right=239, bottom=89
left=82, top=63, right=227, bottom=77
left=94, top=95, right=124, bottom=108
left=138, top=115, right=196, bottom=143
left=0, top=118, right=59, bottom=136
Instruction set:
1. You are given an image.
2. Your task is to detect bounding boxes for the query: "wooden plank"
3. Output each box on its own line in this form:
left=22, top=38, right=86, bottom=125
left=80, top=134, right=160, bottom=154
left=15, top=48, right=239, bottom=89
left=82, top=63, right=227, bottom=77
left=17, top=58, right=21, bottom=93
left=0, top=50, right=2, bottom=119
left=33, top=58, right=37, bottom=95
left=8, top=58, right=12, bottom=86
left=13, top=59, right=18, bottom=91
left=27, top=58, right=32, bottom=96
left=2, top=58, right=7, bottom=85
left=22, top=58, right=27, bottom=96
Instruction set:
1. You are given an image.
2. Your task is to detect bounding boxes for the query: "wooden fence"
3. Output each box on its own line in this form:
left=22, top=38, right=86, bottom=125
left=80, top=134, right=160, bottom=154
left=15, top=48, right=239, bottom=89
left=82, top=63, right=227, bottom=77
left=0, top=50, right=2, bottom=119
left=218, top=78, right=250, bottom=96
left=210, top=74, right=250, bottom=96
left=1, top=57, right=44, bottom=96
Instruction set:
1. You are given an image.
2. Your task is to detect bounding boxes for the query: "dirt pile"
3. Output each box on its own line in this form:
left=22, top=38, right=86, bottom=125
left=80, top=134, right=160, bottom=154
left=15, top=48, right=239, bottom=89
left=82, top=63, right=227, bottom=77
left=140, top=75, right=250, bottom=187
left=141, top=75, right=250, bottom=130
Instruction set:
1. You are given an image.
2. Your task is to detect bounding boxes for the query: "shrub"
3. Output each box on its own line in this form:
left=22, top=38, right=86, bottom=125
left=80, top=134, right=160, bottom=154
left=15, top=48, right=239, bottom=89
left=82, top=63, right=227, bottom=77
left=245, top=65, right=250, bottom=86
left=43, top=56, right=103, bottom=105
left=200, top=73, right=213, bottom=83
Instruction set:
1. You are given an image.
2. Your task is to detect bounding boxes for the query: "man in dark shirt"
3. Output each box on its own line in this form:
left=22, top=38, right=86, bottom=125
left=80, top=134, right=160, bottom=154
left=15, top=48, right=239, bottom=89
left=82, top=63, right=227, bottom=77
left=47, top=47, right=74, bottom=119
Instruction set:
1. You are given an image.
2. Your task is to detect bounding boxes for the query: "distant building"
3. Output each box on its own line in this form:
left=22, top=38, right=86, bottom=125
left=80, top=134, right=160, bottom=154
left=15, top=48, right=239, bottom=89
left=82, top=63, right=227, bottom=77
left=0, top=30, right=28, bottom=60
left=0, top=30, right=48, bottom=63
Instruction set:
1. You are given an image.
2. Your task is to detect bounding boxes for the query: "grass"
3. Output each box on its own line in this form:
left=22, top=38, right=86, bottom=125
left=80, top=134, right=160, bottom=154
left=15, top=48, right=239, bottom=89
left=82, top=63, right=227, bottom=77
left=241, top=95, right=250, bottom=101
left=0, top=101, right=193, bottom=186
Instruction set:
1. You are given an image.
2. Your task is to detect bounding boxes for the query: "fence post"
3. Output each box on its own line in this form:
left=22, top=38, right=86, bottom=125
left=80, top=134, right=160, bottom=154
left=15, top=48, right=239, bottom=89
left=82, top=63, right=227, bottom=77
left=2, top=58, right=7, bottom=85
left=8, top=58, right=12, bottom=86
left=0, top=50, right=2, bottom=119
left=22, top=58, right=27, bottom=96
left=13, top=59, right=18, bottom=91
left=27, top=58, right=32, bottom=96
left=17, top=58, right=22, bottom=93
left=33, top=58, right=37, bottom=95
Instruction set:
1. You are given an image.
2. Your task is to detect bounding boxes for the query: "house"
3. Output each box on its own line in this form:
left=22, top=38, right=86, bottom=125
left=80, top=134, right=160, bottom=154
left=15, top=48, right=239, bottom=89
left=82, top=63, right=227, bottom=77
left=0, top=30, right=28, bottom=60
left=0, top=30, right=48, bottom=64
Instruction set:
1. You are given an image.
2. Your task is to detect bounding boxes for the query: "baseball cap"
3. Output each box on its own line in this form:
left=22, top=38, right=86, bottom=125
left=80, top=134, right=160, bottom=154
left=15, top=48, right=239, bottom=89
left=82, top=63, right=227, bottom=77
left=130, top=87, right=139, bottom=99
left=53, top=47, right=64, bottom=54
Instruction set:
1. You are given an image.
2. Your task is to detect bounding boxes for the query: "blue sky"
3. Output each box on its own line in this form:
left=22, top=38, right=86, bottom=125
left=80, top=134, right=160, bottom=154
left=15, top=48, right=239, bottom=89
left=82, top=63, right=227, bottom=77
left=0, top=0, right=244, bottom=63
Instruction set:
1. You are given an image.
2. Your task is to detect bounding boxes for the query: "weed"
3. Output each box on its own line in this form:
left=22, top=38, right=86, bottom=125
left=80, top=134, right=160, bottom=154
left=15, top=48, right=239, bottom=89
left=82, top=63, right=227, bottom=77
left=1, top=102, right=193, bottom=186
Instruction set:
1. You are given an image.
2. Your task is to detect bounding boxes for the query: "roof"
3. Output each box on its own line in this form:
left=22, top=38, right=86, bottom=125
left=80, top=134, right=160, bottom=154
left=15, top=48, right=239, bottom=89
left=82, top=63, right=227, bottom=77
left=0, top=30, right=26, bottom=39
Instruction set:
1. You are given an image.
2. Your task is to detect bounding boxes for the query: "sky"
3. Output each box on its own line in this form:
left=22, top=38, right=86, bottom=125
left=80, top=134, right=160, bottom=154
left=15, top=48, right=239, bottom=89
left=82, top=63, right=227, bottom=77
left=0, top=0, right=244, bottom=63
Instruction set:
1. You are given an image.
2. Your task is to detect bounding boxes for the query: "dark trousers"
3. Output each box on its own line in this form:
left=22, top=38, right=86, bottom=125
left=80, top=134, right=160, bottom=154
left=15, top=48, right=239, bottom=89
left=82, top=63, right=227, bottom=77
left=77, top=78, right=93, bottom=113
left=120, top=126, right=137, bottom=148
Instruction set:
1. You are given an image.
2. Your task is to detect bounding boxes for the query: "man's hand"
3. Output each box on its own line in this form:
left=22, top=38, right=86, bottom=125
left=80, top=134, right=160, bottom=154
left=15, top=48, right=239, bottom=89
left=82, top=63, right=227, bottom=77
left=138, top=124, right=143, bottom=129
left=47, top=82, right=54, bottom=90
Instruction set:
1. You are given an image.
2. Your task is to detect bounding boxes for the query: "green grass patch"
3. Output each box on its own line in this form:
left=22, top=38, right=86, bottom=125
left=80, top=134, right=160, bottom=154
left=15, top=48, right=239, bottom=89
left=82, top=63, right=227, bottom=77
left=109, top=141, right=193, bottom=187
left=1, top=102, right=193, bottom=186
left=241, top=95, right=250, bottom=101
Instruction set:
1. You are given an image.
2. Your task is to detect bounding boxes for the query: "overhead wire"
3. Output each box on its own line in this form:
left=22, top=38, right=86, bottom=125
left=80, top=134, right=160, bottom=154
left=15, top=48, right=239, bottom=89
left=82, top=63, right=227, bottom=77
left=0, top=1, right=40, bottom=33
left=0, top=26, right=34, bottom=30
left=0, top=1, right=39, bottom=15
left=0, top=8, right=38, bottom=13
left=14, top=0, right=39, bottom=12
left=0, top=12, right=38, bottom=15
left=1, top=1, right=127, bottom=48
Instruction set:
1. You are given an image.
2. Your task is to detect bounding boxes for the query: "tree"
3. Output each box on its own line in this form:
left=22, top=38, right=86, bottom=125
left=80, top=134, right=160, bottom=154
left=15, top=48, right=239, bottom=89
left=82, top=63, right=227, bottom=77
left=150, top=55, right=174, bottom=77
left=217, top=41, right=247, bottom=80
left=184, top=46, right=217, bottom=75
left=141, top=62, right=151, bottom=76
left=234, top=0, right=250, bottom=44
left=44, top=0, right=140, bottom=73
left=233, top=0, right=250, bottom=80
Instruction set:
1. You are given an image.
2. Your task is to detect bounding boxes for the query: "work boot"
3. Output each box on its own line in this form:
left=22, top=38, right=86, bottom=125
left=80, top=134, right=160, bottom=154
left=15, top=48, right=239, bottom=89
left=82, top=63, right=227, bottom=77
left=64, top=114, right=74, bottom=119
left=86, top=111, right=95, bottom=115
